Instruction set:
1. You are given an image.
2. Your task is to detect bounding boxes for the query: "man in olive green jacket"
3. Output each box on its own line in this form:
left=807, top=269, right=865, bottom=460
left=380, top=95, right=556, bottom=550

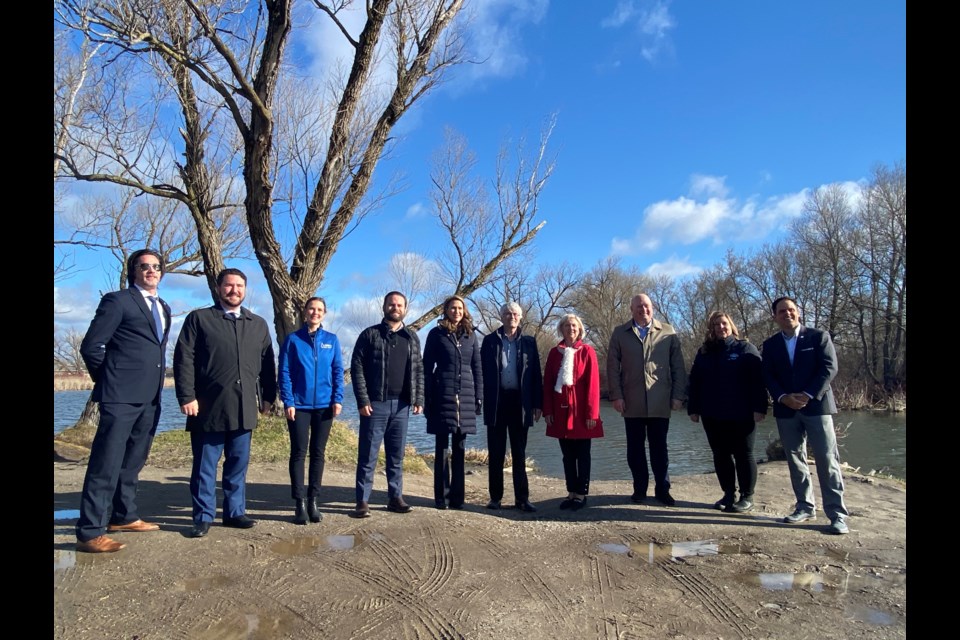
left=607, top=294, right=687, bottom=506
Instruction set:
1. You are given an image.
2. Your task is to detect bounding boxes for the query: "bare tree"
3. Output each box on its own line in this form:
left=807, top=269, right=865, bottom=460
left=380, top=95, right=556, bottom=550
left=407, top=118, right=557, bottom=330
left=54, top=327, right=88, bottom=374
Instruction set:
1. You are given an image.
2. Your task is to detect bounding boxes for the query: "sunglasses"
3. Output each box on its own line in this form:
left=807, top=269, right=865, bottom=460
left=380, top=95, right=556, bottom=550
left=138, top=263, right=163, bottom=272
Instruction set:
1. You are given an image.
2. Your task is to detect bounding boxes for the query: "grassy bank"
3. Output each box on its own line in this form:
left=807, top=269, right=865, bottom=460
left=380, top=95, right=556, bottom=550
left=54, top=374, right=176, bottom=392
left=56, top=416, right=432, bottom=475
left=55, top=415, right=535, bottom=476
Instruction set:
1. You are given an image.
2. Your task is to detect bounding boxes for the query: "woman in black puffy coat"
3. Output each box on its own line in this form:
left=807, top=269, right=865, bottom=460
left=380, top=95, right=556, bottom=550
left=423, top=295, right=483, bottom=510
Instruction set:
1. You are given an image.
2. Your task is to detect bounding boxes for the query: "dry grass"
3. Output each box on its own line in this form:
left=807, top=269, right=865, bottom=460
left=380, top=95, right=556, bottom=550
left=54, top=414, right=432, bottom=475
left=53, top=374, right=176, bottom=392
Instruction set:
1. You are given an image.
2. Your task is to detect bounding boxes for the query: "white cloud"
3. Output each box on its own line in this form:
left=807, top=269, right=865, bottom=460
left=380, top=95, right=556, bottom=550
left=646, top=255, right=701, bottom=279
left=404, top=202, right=428, bottom=219
left=601, top=0, right=637, bottom=28
left=600, top=0, right=676, bottom=63
left=689, top=174, right=729, bottom=198
left=452, top=0, right=549, bottom=86
left=610, top=174, right=865, bottom=255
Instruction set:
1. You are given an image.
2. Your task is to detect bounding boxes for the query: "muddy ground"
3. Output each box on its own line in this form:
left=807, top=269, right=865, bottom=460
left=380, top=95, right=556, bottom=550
left=53, top=451, right=906, bottom=639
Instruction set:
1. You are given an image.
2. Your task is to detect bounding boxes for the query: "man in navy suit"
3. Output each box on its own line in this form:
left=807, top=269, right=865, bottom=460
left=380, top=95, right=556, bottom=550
left=76, top=249, right=172, bottom=552
left=762, top=296, right=849, bottom=535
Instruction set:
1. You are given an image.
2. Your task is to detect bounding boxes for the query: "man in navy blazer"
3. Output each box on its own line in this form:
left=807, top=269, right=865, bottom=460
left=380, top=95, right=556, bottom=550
left=761, top=296, right=849, bottom=535
left=75, top=249, right=172, bottom=552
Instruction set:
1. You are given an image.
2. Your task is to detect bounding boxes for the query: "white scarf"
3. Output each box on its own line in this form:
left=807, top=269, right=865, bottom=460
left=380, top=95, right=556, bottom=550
left=554, top=344, right=577, bottom=393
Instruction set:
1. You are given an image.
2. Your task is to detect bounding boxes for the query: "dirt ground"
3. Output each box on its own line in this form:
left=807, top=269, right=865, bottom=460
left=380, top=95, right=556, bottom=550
left=53, top=449, right=906, bottom=640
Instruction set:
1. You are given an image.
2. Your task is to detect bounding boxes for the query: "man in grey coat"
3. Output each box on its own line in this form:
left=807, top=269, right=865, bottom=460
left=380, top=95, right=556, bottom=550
left=174, top=268, right=277, bottom=539
left=607, top=294, right=687, bottom=506
left=761, top=296, right=849, bottom=535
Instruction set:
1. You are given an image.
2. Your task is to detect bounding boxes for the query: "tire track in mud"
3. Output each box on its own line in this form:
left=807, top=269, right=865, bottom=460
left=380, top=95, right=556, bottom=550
left=365, top=528, right=423, bottom=585
left=333, top=558, right=465, bottom=639
left=418, top=525, right=458, bottom=597
left=655, top=562, right=753, bottom=638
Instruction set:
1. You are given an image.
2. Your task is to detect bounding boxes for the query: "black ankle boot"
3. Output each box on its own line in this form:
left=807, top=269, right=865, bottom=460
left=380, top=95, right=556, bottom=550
left=294, top=499, right=308, bottom=525
left=307, top=497, right=322, bottom=523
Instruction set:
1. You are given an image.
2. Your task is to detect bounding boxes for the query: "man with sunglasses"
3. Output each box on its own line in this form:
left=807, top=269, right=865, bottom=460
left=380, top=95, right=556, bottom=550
left=76, top=249, right=172, bottom=553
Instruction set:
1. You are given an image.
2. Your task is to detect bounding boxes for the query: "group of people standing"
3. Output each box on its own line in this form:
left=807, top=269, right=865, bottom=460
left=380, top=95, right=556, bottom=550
left=72, top=249, right=850, bottom=554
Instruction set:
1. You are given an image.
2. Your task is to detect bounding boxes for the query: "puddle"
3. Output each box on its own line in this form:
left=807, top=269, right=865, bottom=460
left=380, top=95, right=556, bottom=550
left=841, top=572, right=907, bottom=590
left=845, top=604, right=895, bottom=626
left=183, top=575, right=233, bottom=591
left=54, top=509, right=80, bottom=521
left=194, top=611, right=296, bottom=639
left=739, top=572, right=825, bottom=592
left=598, top=543, right=631, bottom=555
left=270, top=535, right=360, bottom=557
left=54, top=550, right=76, bottom=571
left=629, top=540, right=744, bottom=563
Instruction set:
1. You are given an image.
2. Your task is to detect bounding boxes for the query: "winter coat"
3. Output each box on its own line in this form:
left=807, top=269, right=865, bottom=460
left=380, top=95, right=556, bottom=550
left=606, top=318, right=687, bottom=418
left=278, top=325, right=344, bottom=410
left=174, top=305, right=277, bottom=433
left=687, top=337, right=768, bottom=421
left=423, top=325, right=483, bottom=435
left=480, top=328, right=543, bottom=428
left=543, top=340, right=604, bottom=440
left=350, top=322, right=425, bottom=408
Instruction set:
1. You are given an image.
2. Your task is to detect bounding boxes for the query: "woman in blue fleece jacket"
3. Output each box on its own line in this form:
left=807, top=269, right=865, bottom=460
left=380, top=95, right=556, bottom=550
left=278, top=297, right=344, bottom=524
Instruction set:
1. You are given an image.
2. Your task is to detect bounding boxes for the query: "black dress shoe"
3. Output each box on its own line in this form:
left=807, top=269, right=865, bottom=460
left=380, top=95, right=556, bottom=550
left=485, top=500, right=501, bottom=510
left=655, top=491, right=676, bottom=507
left=294, top=499, right=308, bottom=525
left=435, top=500, right=448, bottom=510
left=387, top=498, right=412, bottom=514
left=188, top=522, right=211, bottom=538
left=559, top=498, right=576, bottom=510
left=714, top=494, right=735, bottom=510
left=630, top=493, right=647, bottom=504
left=307, top=497, right=322, bottom=523
left=570, top=497, right=587, bottom=511
left=448, top=502, right=464, bottom=510
left=223, top=515, right=257, bottom=529
left=728, top=498, right=754, bottom=513
left=516, top=501, right=537, bottom=513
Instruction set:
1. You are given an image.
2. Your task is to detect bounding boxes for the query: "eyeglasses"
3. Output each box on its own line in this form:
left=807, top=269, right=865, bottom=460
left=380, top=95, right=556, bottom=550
left=138, top=263, right=163, bottom=272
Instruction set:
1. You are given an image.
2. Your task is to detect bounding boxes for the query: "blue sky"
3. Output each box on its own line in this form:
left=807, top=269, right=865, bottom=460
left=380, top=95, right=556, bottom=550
left=54, top=0, right=906, bottom=349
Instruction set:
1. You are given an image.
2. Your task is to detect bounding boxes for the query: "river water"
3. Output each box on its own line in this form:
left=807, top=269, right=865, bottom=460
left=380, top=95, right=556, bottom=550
left=54, top=386, right=906, bottom=480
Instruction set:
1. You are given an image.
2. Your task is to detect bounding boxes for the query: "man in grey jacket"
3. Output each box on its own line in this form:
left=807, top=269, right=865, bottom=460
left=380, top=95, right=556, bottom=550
left=350, top=291, right=425, bottom=518
left=607, top=294, right=687, bottom=506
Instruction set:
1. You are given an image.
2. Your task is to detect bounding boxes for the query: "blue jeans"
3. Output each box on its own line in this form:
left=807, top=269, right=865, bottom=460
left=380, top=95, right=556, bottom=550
left=624, top=417, right=671, bottom=496
left=776, top=413, right=848, bottom=521
left=355, top=399, right=409, bottom=503
left=190, top=429, right=252, bottom=523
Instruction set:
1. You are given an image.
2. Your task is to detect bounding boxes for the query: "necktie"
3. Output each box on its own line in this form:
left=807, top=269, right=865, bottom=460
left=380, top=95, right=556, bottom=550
left=149, top=296, right=164, bottom=341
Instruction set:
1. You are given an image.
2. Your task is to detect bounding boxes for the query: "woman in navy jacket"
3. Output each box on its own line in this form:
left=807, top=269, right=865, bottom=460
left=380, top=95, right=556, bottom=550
left=278, top=297, right=344, bottom=524
left=687, top=311, right=767, bottom=513
left=423, top=295, right=482, bottom=510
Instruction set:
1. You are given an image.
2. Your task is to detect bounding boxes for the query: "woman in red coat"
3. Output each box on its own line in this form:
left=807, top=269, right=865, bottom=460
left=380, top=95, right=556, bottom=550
left=543, top=313, right=604, bottom=510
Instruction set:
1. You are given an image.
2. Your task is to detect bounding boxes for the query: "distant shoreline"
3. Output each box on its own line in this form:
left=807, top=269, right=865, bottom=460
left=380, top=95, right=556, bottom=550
left=53, top=373, right=176, bottom=392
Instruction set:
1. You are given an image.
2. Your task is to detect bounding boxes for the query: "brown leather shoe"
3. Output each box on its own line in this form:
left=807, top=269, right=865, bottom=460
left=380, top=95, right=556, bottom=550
left=107, top=519, right=160, bottom=533
left=387, top=497, right=412, bottom=514
left=351, top=501, right=371, bottom=518
left=76, top=535, right=126, bottom=553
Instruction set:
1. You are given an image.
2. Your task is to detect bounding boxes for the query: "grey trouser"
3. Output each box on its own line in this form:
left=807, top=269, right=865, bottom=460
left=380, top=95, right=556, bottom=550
left=776, top=413, right=849, bottom=521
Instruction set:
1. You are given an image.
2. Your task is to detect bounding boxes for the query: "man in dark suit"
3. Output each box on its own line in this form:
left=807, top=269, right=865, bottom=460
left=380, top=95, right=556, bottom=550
left=480, top=301, right=542, bottom=512
left=76, top=249, right=172, bottom=553
left=762, top=296, right=849, bottom=535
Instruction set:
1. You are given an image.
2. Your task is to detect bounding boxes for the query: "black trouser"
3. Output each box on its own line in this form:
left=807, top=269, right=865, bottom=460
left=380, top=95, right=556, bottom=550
left=701, top=417, right=757, bottom=499
left=76, top=399, right=160, bottom=542
left=558, top=438, right=592, bottom=495
left=287, top=407, right=334, bottom=500
left=624, top=417, right=671, bottom=496
left=487, top=389, right=529, bottom=503
left=435, top=431, right=467, bottom=506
